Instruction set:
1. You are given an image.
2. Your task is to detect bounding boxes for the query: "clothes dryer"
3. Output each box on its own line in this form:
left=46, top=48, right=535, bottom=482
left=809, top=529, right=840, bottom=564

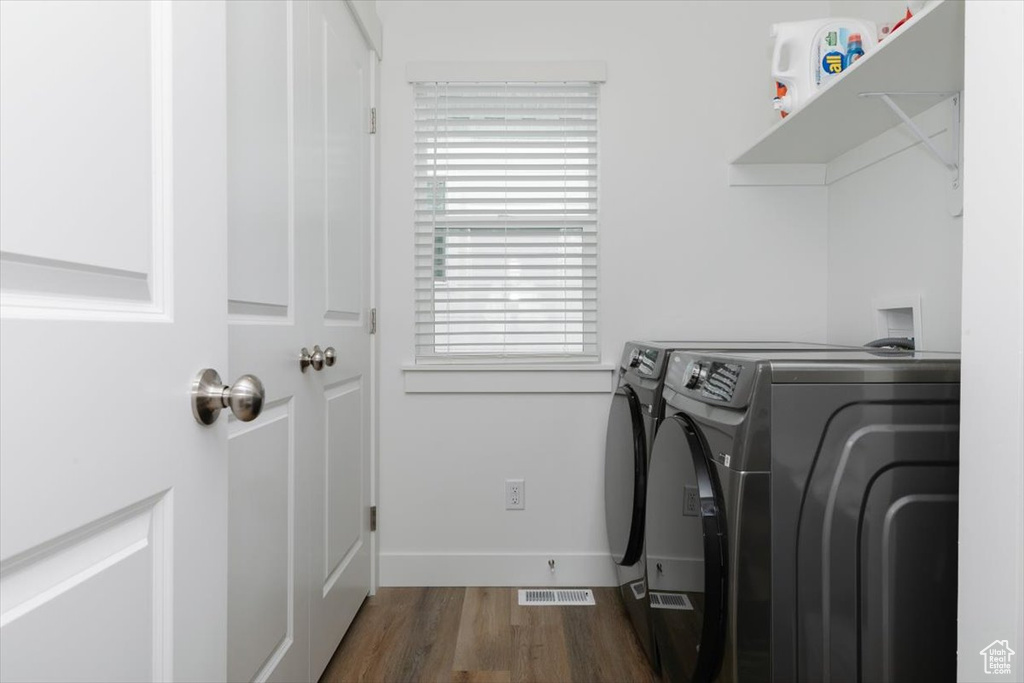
left=604, top=341, right=847, bottom=667
left=645, top=349, right=960, bottom=683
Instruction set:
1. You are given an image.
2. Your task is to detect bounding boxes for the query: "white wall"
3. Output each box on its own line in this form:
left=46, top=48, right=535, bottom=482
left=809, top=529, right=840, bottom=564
left=376, top=0, right=830, bottom=586
left=826, top=99, right=963, bottom=351
left=823, top=0, right=963, bottom=351
left=829, top=0, right=908, bottom=26
left=957, top=1, right=1024, bottom=680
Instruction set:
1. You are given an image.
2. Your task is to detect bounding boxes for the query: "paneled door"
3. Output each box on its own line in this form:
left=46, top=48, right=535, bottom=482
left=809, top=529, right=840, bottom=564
left=225, top=1, right=375, bottom=681
left=305, top=1, right=374, bottom=677
left=224, top=2, right=311, bottom=682
left=0, top=2, right=231, bottom=682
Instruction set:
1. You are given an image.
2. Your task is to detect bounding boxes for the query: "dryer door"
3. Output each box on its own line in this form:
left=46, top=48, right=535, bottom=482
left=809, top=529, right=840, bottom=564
left=604, top=384, right=647, bottom=566
left=646, top=413, right=727, bottom=683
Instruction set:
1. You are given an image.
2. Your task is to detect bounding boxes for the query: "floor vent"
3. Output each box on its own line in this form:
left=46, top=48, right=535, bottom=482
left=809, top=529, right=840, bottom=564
left=517, top=589, right=595, bottom=606
left=650, top=591, right=694, bottom=610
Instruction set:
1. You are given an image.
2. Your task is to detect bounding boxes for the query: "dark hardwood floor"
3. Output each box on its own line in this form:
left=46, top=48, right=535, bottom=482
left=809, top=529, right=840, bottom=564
left=319, top=587, right=660, bottom=683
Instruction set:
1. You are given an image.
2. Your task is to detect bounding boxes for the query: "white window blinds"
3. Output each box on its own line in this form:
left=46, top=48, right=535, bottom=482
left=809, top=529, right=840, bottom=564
left=414, top=81, right=599, bottom=360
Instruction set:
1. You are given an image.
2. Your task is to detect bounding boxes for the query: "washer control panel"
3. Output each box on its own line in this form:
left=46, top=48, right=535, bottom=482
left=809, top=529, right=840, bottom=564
left=700, top=362, right=742, bottom=402
left=683, top=360, right=709, bottom=388
left=621, top=344, right=661, bottom=378
left=679, top=360, right=741, bottom=401
left=665, top=352, right=755, bottom=408
left=635, top=347, right=659, bottom=377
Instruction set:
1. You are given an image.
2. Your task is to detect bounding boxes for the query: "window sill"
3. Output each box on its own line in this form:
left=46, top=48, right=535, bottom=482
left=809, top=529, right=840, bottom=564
left=402, top=363, right=617, bottom=394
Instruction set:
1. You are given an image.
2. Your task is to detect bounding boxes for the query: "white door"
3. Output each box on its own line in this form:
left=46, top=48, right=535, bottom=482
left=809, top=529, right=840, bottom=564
left=305, top=2, right=374, bottom=677
left=224, top=2, right=311, bottom=682
left=224, top=2, right=375, bottom=681
left=0, top=2, right=230, bottom=682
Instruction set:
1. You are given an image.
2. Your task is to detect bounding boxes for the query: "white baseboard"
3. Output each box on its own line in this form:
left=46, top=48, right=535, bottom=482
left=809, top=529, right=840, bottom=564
left=379, top=552, right=618, bottom=587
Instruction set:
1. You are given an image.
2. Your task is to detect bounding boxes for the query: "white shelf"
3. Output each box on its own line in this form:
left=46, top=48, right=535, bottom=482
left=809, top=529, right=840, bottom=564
left=730, top=0, right=964, bottom=177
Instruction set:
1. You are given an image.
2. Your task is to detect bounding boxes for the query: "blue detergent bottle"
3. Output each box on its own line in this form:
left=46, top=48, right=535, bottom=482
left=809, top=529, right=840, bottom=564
left=846, top=33, right=865, bottom=64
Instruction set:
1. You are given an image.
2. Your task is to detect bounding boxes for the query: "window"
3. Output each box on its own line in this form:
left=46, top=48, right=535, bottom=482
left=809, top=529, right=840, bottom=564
left=414, top=81, right=599, bottom=361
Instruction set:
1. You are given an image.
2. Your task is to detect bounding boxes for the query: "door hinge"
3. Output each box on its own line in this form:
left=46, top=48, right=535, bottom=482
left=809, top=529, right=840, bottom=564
left=370, top=505, right=377, bottom=532
left=369, top=107, right=377, bottom=134
left=369, top=307, right=377, bottom=335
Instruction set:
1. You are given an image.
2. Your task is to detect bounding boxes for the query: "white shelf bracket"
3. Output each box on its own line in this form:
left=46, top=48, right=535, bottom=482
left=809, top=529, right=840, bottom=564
left=859, top=91, right=961, bottom=190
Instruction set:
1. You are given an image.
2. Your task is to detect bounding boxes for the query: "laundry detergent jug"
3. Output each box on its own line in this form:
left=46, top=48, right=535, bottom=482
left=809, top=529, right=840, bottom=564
left=771, top=18, right=877, bottom=117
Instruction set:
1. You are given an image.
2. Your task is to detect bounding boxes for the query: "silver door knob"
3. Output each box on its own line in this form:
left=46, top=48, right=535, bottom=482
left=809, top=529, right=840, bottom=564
left=300, top=346, right=326, bottom=373
left=191, top=369, right=265, bottom=425
left=324, top=346, right=336, bottom=367
left=310, top=345, right=325, bottom=371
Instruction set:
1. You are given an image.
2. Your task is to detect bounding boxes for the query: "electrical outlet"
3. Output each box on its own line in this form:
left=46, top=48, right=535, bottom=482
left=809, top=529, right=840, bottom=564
left=683, top=486, right=699, bottom=517
left=505, top=479, right=525, bottom=510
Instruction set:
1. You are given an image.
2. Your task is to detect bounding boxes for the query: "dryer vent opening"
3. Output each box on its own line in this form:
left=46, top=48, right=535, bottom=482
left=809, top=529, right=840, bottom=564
left=872, top=295, right=922, bottom=348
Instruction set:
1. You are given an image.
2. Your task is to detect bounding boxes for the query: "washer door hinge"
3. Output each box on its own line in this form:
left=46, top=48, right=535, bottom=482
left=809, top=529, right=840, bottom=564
left=370, top=505, right=378, bottom=532
left=369, top=107, right=377, bottom=134
left=370, top=307, right=377, bottom=335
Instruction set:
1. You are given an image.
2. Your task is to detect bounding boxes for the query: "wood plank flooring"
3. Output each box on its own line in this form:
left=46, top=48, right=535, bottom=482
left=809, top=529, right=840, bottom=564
left=320, top=588, right=659, bottom=683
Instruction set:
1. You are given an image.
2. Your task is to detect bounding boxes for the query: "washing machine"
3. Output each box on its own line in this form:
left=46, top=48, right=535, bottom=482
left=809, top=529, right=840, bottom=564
left=645, top=348, right=960, bottom=683
left=603, top=341, right=848, bottom=668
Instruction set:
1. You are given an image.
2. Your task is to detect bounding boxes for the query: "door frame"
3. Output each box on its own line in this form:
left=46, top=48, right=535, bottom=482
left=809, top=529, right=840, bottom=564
left=343, top=0, right=382, bottom=595
left=369, top=48, right=380, bottom=596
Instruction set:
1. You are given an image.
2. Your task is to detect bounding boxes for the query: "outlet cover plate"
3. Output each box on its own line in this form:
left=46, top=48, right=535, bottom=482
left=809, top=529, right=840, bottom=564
left=506, top=479, right=525, bottom=510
